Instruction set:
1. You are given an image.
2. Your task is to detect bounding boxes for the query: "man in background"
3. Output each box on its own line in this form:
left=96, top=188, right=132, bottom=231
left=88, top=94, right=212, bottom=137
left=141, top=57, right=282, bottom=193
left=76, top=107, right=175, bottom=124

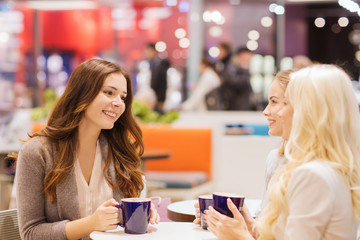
left=144, top=43, right=170, bottom=113
left=215, top=41, right=232, bottom=74
left=221, top=47, right=254, bottom=110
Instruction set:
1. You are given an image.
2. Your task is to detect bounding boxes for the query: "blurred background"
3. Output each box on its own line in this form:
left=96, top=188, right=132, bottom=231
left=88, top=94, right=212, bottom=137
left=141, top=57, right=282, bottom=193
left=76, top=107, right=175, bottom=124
left=1, top=0, right=359, bottom=111
left=1, top=0, right=360, bottom=211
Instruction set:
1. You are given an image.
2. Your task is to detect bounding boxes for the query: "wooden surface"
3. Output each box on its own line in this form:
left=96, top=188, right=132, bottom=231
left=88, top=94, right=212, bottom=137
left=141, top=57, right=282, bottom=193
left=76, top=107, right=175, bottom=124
left=167, top=200, right=196, bottom=222
left=141, top=149, right=171, bottom=160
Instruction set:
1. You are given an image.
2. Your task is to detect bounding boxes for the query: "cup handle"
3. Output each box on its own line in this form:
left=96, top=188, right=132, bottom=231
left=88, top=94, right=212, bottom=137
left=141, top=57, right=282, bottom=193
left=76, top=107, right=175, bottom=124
left=115, top=204, right=124, bottom=228
left=150, top=196, right=162, bottom=207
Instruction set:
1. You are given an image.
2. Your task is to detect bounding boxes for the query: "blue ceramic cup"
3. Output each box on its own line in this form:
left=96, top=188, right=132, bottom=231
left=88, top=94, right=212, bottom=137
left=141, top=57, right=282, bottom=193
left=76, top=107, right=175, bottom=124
left=213, top=192, right=245, bottom=218
left=198, top=195, right=213, bottom=230
left=115, top=198, right=151, bottom=234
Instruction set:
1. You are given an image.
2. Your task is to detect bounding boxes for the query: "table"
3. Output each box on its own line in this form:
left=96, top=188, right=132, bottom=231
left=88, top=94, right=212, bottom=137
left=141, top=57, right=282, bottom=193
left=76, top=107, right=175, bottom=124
left=89, top=222, right=216, bottom=240
left=0, top=147, right=18, bottom=175
left=140, top=149, right=171, bottom=171
left=167, top=198, right=262, bottom=222
left=141, top=149, right=171, bottom=160
left=167, top=200, right=197, bottom=222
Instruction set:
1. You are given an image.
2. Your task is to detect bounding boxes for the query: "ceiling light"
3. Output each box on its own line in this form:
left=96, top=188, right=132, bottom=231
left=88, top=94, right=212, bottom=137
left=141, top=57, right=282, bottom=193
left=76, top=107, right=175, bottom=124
left=26, top=1, right=98, bottom=10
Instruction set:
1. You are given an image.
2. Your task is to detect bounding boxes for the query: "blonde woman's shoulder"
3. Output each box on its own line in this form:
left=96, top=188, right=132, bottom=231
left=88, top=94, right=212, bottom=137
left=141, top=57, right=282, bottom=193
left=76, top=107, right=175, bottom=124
left=290, top=160, right=345, bottom=190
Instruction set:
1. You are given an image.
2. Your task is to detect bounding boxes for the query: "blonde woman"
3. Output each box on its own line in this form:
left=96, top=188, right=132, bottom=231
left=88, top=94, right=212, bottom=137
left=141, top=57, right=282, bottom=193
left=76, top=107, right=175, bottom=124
left=206, top=64, right=360, bottom=239
left=193, top=70, right=293, bottom=236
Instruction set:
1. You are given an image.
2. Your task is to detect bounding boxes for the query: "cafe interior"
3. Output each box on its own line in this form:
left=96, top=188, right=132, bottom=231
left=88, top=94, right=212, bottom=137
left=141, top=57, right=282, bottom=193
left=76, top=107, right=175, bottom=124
left=1, top=0, right=360, bottom=237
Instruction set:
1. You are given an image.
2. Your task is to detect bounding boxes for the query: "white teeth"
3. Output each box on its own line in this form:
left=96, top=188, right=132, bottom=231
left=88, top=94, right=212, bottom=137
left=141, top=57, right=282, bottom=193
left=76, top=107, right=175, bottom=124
left=104, top=111, right=116, bottom=118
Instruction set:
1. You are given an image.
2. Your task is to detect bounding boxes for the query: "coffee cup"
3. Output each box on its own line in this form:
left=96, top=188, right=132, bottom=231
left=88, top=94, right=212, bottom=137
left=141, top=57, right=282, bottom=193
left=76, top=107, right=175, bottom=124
left=212, top=192, right=245, bottom=218
left=115, top=198, right=151, bottom=234
left=198, top=195, right=213, bottom=230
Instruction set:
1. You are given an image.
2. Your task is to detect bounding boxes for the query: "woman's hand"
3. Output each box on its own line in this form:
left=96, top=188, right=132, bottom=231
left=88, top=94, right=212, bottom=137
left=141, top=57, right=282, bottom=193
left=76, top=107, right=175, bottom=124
left=90, top=198, right=120, bottom=231
left=241, top=203, right=257, bottom=238
left=149, top=202, right=160, bottom=224
left=205, top=198, right=255, bottom=240
left=193, top=201, right=201, bottom=225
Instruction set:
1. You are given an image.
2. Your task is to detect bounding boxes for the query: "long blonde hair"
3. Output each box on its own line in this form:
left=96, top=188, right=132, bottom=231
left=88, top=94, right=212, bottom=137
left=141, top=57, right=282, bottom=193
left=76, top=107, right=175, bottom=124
left=273, top=69, right=294, bottom=157
left=257, top=64, right=360, bottom=239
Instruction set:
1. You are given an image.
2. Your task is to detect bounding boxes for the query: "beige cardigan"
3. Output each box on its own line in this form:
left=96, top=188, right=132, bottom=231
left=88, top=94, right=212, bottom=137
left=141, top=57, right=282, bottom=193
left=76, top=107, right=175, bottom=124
left=16, top=135, right=125, bottom=240
left=269, top=161, right=357, bottom=239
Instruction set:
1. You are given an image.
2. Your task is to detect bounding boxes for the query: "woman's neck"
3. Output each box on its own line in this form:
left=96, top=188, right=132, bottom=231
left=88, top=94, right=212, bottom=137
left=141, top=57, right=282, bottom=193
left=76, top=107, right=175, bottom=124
left=77, top=124, right=100, bottom=152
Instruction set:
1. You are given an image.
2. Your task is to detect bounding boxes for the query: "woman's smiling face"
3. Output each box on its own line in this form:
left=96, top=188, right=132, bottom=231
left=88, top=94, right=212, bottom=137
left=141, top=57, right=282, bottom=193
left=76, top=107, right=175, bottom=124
left=277, top=92, right=294, bottom=141
left=81, top=73, right=127, bottom=133
left=263, top=79, right=286, bottom=137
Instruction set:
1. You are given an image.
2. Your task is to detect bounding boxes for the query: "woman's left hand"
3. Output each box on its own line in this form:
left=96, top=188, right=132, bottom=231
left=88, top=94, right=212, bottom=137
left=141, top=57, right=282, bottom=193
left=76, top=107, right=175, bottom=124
left=149, top=202, right=160, bottom=224
left=205, top=198, right=255, bottom=240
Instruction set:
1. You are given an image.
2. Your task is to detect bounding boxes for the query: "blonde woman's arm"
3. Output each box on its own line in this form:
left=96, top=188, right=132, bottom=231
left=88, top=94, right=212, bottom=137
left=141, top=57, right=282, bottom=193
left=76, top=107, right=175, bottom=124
left=284, top=161, right=355, bottom=239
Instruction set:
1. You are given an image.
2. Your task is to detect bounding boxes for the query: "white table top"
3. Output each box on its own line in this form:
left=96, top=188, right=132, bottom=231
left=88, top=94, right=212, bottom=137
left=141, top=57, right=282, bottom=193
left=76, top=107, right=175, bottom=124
left=90, top=222, right=216, bottom=240
left=167, top=198, right=262, bottom=218
left=167, top=200, right=197, bottom=215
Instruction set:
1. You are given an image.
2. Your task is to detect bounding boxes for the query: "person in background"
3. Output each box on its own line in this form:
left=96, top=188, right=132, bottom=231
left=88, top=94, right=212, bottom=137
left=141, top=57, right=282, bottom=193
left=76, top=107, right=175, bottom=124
left=215, top=42, right=233, bottom=74
left=0, top=79, right=16, bottom=141
left=181, top=57, right=221, bottom=111
left=292, top=55, right=312, bottom=70
left=0, top=80, right=32, bottom=175
left=221, top=47, right=254, bottom=110
left=194, top=69, right=293, bottom=231
left=144, top=43, right=170, bottom=113
left=205, top=64, right=360, bottom=239
left=15, top=59, right=159, bottom=240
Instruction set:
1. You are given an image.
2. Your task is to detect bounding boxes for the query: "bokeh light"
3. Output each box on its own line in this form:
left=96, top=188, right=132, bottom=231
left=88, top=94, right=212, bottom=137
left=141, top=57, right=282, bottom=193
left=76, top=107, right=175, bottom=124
left=338, top=17, right=349, bottom=27
left=155, top=41, right=167, bottom=52
left=314, top=17, right=325, bottom=28
left=202, top=11, right=212, bottom=22
left=246, top=40, right=258, bottom=51
left=179, top=38, right=190, bottom=48
left=209, top=46, right=220, bottom=58
left=175, top=28, right=186, bottom=39
left=209, top=26, right=223, bottom=37
left=274, top=5, right=285, bottom=15
left=248, top=30, right=260, bottom=40
left=261, top=16, right=273, bottom=27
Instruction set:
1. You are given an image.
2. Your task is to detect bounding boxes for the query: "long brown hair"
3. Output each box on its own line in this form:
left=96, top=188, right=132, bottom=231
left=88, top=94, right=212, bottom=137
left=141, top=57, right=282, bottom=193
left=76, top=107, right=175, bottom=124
left=33, top=59, right=144, bottom=203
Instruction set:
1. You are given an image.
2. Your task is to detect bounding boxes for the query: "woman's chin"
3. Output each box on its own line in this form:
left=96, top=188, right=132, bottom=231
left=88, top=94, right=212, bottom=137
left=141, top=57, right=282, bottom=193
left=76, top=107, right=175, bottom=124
left=268, top=129, right=281, bottom=137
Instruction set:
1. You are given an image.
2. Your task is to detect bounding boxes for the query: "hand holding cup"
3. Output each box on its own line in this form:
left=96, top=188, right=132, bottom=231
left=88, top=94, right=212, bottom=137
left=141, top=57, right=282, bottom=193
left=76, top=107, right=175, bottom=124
left=212, top=192, right=245, bottom=218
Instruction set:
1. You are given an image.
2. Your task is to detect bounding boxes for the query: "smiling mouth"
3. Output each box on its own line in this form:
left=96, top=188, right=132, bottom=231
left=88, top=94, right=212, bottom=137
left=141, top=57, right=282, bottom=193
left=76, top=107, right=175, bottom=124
left=103, top=111, right=116, bottom=118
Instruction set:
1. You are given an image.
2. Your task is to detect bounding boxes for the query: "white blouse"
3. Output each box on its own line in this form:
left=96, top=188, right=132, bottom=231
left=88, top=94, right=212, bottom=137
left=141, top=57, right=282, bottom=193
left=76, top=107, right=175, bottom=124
left=74, top=141, right=113, bottom=218
left=264, top=148, right=286, bottom=190
left=74, top=141, right=147, bottom=218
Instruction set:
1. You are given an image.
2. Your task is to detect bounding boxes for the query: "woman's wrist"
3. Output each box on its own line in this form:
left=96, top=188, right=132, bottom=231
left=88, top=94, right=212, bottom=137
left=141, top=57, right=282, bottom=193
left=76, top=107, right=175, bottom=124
left=65, top=216, right=95, bottom=240
left=249, top=224, right=257, bottom=239
left=86, top=214, right=96, bottom=232
left=245, top=230, right=256, bottom=240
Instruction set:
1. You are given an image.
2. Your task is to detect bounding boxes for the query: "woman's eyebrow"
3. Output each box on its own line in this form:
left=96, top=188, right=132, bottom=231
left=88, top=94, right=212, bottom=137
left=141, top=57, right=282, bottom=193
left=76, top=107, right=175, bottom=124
left=103, top=85, right=117, bottom=90
left=103, top=85, right=127, bottom=95
left=269, top=96, right=279, bottom=100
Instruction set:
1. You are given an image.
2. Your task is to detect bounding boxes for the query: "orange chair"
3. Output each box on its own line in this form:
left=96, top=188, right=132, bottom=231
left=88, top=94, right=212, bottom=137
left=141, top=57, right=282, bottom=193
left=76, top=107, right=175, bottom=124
left=141, top=125, right=213, bottom=201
